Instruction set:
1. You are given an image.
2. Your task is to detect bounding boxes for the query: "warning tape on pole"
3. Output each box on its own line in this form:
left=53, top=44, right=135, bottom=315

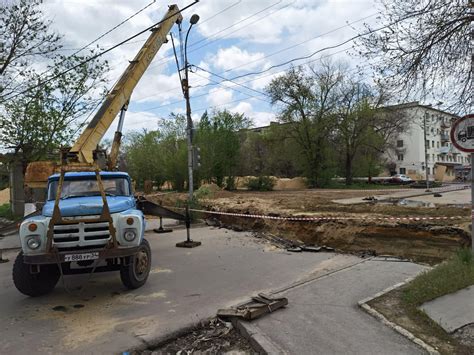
left=163, top=206, right=468, bottom=222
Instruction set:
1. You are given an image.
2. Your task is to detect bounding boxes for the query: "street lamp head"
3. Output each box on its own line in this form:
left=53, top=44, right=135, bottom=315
left=190, top=14, right=200, bottom=25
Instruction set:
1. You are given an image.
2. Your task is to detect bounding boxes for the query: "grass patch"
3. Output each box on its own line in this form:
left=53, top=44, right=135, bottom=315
left=368, top=249, right=474, bottom=354
left=403, top=248, right=474, bottom=306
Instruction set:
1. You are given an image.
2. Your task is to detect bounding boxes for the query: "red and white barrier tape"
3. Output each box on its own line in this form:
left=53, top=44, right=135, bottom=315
left=164, top=206, right=468, bottom=222
left=317, top=185, right=469, bottom=193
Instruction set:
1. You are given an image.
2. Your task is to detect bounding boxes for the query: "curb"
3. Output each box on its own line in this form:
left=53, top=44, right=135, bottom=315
left=231, top=317, right=287, bottom=354
left=358, top=275, right=439, bottom=355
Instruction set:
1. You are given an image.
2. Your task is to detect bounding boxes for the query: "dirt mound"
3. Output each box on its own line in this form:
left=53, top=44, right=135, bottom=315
left=0, top=188, right=10, bottom=205
left=274, top=177, right=307, bottom=190
left=200, top=183, right=221, bottom=193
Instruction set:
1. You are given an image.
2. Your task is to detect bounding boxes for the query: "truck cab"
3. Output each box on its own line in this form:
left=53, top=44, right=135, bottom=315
left=14, top=171, right=151, bottom=297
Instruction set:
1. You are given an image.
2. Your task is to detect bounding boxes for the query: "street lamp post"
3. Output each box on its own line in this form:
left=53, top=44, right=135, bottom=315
left=176, top=14, right=201, bottom=249
left=423, top=111, right=431, bottom=191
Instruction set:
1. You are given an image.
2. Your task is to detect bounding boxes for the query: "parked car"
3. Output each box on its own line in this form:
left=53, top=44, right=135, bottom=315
left=388, top=174, right=414, bottom=184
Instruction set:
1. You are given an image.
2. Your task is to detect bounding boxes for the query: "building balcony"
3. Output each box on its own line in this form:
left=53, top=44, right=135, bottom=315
left=440, top=120, right=451, bottom=128
left=438, top=146, right=449, bottom=154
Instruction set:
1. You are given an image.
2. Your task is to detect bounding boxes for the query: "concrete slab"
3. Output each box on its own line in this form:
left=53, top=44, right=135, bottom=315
left=420, top=285, right=474, bottom=333
left=409, top=189, right=471, bottom=205
left=333, top=185, right=470, bottom=205
left=248, top=259, right=428, bottom=354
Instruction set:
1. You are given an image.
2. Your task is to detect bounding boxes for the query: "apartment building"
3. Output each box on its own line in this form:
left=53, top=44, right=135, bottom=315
left=384, top=102, right=469, bottom=181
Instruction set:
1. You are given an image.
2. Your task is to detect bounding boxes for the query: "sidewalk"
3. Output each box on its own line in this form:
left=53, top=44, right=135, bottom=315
left=238, top=258, right=427, bottom=354
left=421, top=285, right=474, bottom=333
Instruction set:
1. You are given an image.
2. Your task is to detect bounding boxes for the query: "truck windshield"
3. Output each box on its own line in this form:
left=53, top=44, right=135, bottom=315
left=47, top=177, right=131, bottom=200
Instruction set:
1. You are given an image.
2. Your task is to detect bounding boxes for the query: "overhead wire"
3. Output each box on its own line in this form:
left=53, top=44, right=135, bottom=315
left=1, top=1, right=199, bottom=101
left=56, top=0, right=157, bottom=55
left=143, top=0, right=289, bottom=73
left=133, top=9, right=377, bottom=102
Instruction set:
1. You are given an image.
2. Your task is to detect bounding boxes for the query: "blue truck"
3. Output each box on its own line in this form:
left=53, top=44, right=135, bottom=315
left=14, top=171, right=151, bottom=296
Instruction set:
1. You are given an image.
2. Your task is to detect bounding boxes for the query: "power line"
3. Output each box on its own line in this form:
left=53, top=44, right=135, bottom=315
left=193, top=66, right=269, bottom=98
left=56, top=0, right=157, bottom=55
left=134, top=9, right=377, bottom=102
left=138, top=46, right=355, bottom=114
left=192, top=70, right=271, bottom=104
left=144, top=0, right=289, bottom=74
left=125, top=57, right=378, bottom=130
left=1, top=1, right=199, bottom=101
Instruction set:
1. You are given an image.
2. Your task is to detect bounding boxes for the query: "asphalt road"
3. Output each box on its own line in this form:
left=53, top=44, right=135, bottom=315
left=0, top=224, right=425, bottom=354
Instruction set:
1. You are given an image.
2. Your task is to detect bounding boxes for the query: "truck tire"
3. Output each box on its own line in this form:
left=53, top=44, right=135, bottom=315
left=12, top=252, right=60, bottom=297
left=120, top=238, right=151, bottom=289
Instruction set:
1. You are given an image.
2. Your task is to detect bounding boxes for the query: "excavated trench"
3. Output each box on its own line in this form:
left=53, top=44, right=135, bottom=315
left=207, top=213, right=470, bottom=264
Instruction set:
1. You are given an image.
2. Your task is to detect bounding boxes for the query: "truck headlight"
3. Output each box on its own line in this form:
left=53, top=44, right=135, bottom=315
left=124, top=229, right=137, bottom=242
left=26, top=236, right=41, bottom=250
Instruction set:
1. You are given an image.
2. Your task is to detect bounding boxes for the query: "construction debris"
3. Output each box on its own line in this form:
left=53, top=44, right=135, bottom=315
left=217, top=293, right=288, bottom=321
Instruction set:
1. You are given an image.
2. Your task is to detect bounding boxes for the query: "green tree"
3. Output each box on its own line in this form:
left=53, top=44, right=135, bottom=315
left=195, top=110, right=252, bottom=189
left=267, top=64, right=341, bottom=187
left=0, top=53, right=108, bottom=170
left=125, top=130, right=164, bottom=189
left=159, top=114, right=188, bottom=190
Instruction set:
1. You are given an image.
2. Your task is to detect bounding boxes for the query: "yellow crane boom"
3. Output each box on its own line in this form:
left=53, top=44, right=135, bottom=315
left=25, top=5, right=182, bottom=187
left=71, top=4, right=182, bottom=164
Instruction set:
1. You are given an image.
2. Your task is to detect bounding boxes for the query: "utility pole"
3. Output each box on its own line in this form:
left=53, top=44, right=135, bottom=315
left=423, top=111, right=430, bottom=191
left=175, top=14, right=201, bottom=248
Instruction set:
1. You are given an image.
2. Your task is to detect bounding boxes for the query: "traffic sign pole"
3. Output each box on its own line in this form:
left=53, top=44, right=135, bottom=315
left=471, top=153, right=474, bottom=253
left=451, top=114, right=474, bottom=253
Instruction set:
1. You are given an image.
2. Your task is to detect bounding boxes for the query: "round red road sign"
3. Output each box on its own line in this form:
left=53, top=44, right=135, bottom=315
left=451, top=114, right=474, bottom=153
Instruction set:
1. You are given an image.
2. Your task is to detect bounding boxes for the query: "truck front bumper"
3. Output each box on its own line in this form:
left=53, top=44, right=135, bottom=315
left=23, top=246, right=140, bottom=265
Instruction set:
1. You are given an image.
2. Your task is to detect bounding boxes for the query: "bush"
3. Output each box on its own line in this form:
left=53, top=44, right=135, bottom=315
left=224, top=176, right=236, bottom=191
left=194, top=185, right=211, bottom=200
left=246, top=176, right=276, bottom=191
left=0, top=203, right=14, bottom=220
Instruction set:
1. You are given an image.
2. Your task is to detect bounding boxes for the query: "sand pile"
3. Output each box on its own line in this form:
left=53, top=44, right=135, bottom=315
left=0, top=188, right=10, bottom=205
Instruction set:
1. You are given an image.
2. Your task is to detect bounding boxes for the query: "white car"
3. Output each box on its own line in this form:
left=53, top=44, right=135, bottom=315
left=390, top=174, right=414, bottom=184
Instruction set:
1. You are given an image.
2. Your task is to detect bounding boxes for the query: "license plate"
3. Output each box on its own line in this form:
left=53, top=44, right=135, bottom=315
left=64, top=252, right=99, bottom=262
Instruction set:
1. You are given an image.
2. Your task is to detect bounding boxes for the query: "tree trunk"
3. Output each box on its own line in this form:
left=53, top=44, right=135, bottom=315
left=345, top=152, right=353, bottom=185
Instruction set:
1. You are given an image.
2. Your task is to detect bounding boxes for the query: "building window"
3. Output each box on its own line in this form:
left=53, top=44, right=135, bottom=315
left=437, top=142, right=439, bottom=148
left=400, top=168, right=406, bottom=174
left=432, top=140, right=435, bottom=148
left=426, top=140, right=430, bottom=148
left=397, top=140, right=404, bottom=147
left=432, top=154, right=435, bottom=161
left=397, top=154, right=404, bottom=161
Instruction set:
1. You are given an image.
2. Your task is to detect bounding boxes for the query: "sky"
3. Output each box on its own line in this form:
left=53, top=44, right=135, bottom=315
left=40, top=0, right=380, bottom=139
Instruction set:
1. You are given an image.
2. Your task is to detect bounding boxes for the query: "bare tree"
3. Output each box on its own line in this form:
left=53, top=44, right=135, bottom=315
left=357, top=0, right=473, bottom=113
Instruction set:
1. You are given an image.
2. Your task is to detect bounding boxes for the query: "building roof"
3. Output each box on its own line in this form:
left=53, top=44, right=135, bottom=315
left=381, top=101, right=460, bottom=118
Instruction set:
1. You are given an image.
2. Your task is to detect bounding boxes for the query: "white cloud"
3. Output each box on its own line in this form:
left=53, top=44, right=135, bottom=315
left=212, top=46, right=265, bottom=72
left=229, top=102, right=275, bottom=127
left=206, top=87, right=233, bottom=107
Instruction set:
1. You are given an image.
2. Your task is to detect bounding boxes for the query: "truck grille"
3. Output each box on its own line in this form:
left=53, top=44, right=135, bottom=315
left=53, top=221, right=110, bottom=248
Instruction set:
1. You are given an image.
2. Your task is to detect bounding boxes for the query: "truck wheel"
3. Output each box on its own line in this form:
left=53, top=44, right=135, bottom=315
left=12, top=252, right=60, bottom=297
left=120, top=238, right=151, bottom=289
